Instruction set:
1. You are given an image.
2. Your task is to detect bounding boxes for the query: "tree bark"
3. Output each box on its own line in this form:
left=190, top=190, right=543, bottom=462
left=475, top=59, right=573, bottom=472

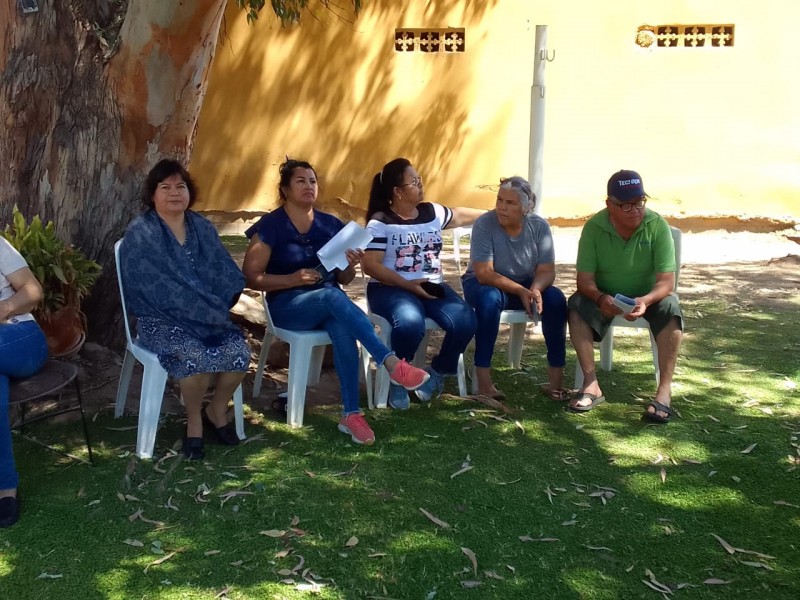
left=0, top=0, right=226, bottom=347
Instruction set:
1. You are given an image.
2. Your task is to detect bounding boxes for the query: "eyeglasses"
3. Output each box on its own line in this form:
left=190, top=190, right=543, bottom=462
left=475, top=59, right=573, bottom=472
left=399, top=177, right=423, bottom=189
left=614, top=199, right=646, bottom=212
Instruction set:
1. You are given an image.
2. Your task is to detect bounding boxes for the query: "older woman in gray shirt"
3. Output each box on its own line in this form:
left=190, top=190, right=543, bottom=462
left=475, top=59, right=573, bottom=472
left=462, top=176, right=568, bottom=400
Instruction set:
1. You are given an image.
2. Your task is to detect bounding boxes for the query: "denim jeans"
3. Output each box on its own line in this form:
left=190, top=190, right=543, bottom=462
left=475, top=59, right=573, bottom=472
left=1, top=320, right=49, bottom=489
left=462, top=277, right=567, bottom=369
left=268, top=287, right=393, bottom=415
left=367, top=282, right=477, bottom=375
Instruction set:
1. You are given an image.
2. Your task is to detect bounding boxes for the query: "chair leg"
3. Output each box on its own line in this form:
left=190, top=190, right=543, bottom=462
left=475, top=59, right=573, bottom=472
left=414, top=331, right=430, bottom=367
left=573, top=362, right=584, bottom=389
left=115, top=349, right=136, bottom=417
left=232, top=384, right=246, bottom=441
left=373, top=327, right=392, bottom=409
left=73, top=375, right=94, bottom=464
left=456, top=353, right=467, bottom=397
left=599, top=327, right=615, bottom=372
left=252, top=332, right=274, bottom=397
left=307, top=346, right=326, bottom=386
left=136, top=364, right=169, bottom=459
left=507, top=323, right=527, bottom=369
left=361, top=345, right=374, bottom=410
left=286, top=342, right=312, bottom=428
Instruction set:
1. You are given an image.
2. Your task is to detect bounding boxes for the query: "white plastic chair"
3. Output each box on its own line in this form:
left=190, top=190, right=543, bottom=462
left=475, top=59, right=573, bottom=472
left=574, top=226, right=682, bottom=388
left=114, top=240, right=245, bottom=459
left=452, top=226, right=539, bottom=393
left=252, top=292, right=371, bottom=427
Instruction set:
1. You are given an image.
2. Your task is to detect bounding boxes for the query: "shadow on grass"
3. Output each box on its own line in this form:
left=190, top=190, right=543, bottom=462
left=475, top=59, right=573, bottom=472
left=3, top=300, right=799, bottom=599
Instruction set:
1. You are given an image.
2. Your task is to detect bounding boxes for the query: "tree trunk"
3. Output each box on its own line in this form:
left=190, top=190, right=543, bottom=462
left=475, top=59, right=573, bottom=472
left=0, top=0, right=226, bottom=347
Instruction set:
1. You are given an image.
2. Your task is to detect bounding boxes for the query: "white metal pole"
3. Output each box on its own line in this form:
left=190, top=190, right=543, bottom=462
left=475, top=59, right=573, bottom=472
left=530, top=25, right=549, bottom=215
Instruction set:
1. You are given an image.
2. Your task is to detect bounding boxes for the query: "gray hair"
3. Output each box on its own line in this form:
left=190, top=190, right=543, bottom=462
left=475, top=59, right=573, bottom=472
left=499, top=176, right=535, bottom=215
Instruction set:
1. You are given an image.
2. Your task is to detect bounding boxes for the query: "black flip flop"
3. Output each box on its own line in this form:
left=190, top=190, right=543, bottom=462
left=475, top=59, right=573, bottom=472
left=568, top=393, right=606, bottom=413
left=643, top=400, right=673, bottom=424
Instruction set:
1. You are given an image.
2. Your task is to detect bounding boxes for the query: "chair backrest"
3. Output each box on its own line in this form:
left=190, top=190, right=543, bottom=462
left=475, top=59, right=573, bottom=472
left=451, top=226, right=473, bottom=279
left=669, top=226, right=682, bottom=290
left=113, top=240, right=135, bottom=346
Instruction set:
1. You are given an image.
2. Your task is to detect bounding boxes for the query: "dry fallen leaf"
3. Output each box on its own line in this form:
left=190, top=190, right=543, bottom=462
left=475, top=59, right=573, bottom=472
left=584, top=545, right=613, bottom=552
left=703, top=578, right=730, bottom=585
left=660, top=467, right=667, bottom=483
left=740, top=443, right=758, bottom=454
left=519, top=536, right=559, bottom=542
left=774, top=500, right=800, bottom=509
left=260, top=529, right=287, bottom=538
left=731, top=475, right=741, bottom=483
left=450, top=465, right=474, bottom=479
left=144, top=552, right=177, bottom=573
left=345, top=536, right=359, bottom=548
left=205, top=550, right=221, bottom=556
left=484, top=570, right=504, bottom=580
left=122, top=539, right=144, bottom=547
left=419, top=508, right=450, bottom=529
left=461, top=547, right=478, bottom=576
left=739, top=560, right=773, bottom=570
left=461, top=581, right=482, bottom=589
left=711, top=533, right=737, bottom=554
left=643, top=568, right=672, bottom=594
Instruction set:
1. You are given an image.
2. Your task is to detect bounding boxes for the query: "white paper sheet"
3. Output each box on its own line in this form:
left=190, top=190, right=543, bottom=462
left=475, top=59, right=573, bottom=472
left=316, top=221, right=373, bottom=271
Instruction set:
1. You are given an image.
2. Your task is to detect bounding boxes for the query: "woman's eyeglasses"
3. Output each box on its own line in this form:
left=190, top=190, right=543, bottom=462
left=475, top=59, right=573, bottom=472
left=399, top=177, right=423, bottom=188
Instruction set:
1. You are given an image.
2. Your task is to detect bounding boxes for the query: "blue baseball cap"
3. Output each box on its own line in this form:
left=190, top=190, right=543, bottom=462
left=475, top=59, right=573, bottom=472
left=607, top=170, right=646, bottom=202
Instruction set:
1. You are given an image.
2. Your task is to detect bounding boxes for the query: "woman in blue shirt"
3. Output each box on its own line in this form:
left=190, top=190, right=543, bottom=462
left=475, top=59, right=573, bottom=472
left=242, top=159, right=429, bottom=445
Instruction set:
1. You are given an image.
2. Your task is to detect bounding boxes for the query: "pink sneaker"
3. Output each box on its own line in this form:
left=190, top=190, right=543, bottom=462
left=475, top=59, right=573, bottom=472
left=389, top=359, right=430, bottom=391
left=338, top=413, right=376, bottom=445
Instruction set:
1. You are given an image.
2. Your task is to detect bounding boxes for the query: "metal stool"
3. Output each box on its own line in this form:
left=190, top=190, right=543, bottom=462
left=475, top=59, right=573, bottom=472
left=8, top=360, right=94, bottom=464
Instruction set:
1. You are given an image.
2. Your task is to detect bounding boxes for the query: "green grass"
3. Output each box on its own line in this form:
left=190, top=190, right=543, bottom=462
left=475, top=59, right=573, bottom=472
left=2, top=295, right=799, bottom=599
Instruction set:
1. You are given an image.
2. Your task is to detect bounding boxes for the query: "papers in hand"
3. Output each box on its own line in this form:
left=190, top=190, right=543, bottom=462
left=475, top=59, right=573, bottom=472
left=316, top=221, right=373, bottom=271
left=611, top=293, right=636, bottom=314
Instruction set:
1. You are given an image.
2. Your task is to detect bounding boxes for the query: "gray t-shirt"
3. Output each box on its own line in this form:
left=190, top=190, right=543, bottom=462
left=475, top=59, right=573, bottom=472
left=463, top=211, right=555, bottom=284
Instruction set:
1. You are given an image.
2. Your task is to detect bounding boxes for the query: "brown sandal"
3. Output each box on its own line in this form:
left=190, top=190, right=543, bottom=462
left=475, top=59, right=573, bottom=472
left=542, top=387, right=574, bottom=402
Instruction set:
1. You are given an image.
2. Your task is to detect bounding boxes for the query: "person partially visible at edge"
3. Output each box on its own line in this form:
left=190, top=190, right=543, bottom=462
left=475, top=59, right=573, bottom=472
left=120, top=159, right=249, bottom=460
left=362, top=158, right=483, bottom=409
left=461, top=176, right=568, bottom=401
left=0, top=236, right=48, bottom=528
left=241, top=159, right=430, bottom=446
left=567, top=169, right=683, bottom=423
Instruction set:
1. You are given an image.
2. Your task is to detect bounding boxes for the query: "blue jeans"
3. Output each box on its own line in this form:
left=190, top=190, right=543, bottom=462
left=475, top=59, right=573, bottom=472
left=1, top=320, right=49, bottom=489
left=462, top=277, right=567, bottom=369
left=367, top=282, right=477, bottom=375
left=268, top=287, right=393, bottom=415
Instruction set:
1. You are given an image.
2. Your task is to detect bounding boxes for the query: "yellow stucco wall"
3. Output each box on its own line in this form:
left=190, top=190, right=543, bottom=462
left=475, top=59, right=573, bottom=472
left=191, top=0, right=800, bottom=223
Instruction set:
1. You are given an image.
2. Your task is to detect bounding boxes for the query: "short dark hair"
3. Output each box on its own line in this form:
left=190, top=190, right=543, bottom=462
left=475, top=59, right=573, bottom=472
left=142, top=159, right=197, bottom=209
left=278, top=158, right=317, bottom=201
left=366, top=157, right=412, bottom=221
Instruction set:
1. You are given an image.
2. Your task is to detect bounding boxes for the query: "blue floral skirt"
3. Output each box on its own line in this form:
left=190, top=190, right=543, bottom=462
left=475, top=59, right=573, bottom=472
left=137, top=318, right=250, bottom=379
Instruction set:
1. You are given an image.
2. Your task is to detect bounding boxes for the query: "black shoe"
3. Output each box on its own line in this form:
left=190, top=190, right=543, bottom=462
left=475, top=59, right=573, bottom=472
left=201, top=406, right=240, bottom=446
left=182, top=435, right=205, bottom=460
left=0, top=493, right=20, bottom=528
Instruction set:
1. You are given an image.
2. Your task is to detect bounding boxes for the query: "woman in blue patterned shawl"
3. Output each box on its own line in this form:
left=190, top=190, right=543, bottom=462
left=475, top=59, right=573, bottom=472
left=120, top=159, right=249, bottom=460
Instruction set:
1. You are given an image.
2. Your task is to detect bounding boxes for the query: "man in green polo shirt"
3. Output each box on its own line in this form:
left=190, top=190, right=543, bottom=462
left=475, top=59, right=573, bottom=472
left=567, top=170, right=683, bottom=423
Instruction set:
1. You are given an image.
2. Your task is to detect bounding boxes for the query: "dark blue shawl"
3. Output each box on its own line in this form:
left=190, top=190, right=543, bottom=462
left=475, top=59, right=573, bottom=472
left=120, top=210, right=244, bottom=343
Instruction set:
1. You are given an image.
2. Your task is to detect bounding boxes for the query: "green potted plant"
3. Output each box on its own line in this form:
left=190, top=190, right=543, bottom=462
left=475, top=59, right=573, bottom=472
left=2, top=206, right=101, bottom=356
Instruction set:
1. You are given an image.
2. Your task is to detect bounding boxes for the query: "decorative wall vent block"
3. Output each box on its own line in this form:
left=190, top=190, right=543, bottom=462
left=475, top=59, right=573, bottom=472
left=395, top=28, right=465, bottom=53
left=635, top=24, right=734, bottom=49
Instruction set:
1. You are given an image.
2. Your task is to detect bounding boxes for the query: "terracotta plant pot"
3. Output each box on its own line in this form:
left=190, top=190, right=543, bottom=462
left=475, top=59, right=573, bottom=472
left=38, top=304, right=85, bottom=356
